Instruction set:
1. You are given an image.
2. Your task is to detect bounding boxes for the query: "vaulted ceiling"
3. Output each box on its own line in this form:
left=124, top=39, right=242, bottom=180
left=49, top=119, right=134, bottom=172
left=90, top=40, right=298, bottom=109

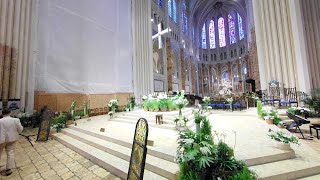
left=189, top=0, right=247, bottom=30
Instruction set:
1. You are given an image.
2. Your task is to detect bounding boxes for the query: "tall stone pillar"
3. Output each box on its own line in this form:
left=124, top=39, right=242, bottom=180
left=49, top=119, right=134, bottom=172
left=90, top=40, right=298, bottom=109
left=237, top=59, right=243, bottom=92
left=166, top=38, right=173, bottom=91
left=132, top=0, right=153, bottom=103
left=180, top=49, right=186, bottom=91
left=253, top=0, right=311, bottom=93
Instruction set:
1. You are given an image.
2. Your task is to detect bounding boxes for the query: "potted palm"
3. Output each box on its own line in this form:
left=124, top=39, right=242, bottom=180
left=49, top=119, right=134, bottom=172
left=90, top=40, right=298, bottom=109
left=159, top=98, right=168, bottom=112
left=268, top=130, right=299, bottom=151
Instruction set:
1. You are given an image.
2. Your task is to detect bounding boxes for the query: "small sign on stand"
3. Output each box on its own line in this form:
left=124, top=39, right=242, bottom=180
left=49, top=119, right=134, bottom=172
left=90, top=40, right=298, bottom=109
left=37, top=108, right=54, bottom=142
left=127, top=118, right=149, bottom=180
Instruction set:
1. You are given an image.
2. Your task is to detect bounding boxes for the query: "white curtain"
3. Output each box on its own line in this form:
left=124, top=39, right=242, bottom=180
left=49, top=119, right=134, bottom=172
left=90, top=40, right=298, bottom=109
left=36, top=0, right=133, bottom=94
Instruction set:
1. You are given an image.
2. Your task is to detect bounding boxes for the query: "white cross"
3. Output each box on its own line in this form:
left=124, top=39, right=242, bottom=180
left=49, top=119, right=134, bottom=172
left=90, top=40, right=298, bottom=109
left=152, top=23, right=171, bottom=49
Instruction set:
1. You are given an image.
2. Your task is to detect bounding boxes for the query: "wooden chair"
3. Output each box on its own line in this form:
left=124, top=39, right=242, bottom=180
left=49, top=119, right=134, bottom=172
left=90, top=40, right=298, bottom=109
left=281, top=87, right=298, bottom=107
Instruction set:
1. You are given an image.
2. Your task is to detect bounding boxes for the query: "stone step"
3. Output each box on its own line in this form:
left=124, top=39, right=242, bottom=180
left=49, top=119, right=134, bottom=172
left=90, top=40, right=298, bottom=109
left=60, top=128, right=179, bottom=180
left=249, top=158, right=320, bottom=179
left=116, top=113, right=196, bottom=125
left=53, top=134, right=169, bottom=180
left=123, top=110, right=194, bottom=120
left=298, top=174, right=320, bottom=180
left=69, top=126, right=176, bottom=162
left=110, top=117, right=176, bottom=130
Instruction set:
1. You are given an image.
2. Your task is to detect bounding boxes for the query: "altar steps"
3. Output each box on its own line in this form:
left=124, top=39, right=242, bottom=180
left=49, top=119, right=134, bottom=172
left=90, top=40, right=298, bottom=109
left=53, top=128, right=179, bottom=180
left=249, top=158, right=320, bottom=180
left=53, top=125, right=303, bottom=180
left=110, top=108, right=211, bottom=131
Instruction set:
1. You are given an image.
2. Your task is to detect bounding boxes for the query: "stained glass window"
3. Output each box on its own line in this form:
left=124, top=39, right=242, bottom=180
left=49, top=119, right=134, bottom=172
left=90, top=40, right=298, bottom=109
left=238, top=13, right=245, bottom=40
left=209, top=20, right=216, bottom=49
left=218, top=17, right=226, bottom=47
left=181, top=0, right=188, bottom=33
left=228, top=14, right=236, bottom=44
left=192, top=26, right=195, bottom=42
left=173, top=0, right=177, bottom=23
left=158, top=0, right=163, bottom=8
left=168, top=0, right=172, bottom=17
left=202, top=24, right=207, bottom=49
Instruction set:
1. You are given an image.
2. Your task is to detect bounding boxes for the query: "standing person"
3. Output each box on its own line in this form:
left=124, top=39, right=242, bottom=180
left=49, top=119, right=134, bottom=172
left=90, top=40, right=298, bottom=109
left=0, top=109, right=23, bottom=176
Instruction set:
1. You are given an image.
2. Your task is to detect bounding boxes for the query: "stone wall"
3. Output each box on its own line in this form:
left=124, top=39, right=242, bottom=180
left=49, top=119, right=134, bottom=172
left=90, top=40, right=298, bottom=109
left=34, top=92, right=133, bottom=112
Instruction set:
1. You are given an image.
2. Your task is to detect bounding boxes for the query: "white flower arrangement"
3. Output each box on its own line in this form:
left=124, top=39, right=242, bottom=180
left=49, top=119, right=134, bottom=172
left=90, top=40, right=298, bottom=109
left=203, top=96, right=211, bottom=104
left=142, top=95, right=148, bottom=101
left=226, top=97, right=233, bottom=104
left=108, top=99, right=119, bottom=108
left=174, top=97, right=189, bottom=108
left=16, top=112, right=31, bottom=119
left=157, top=92, right=168, bottom=100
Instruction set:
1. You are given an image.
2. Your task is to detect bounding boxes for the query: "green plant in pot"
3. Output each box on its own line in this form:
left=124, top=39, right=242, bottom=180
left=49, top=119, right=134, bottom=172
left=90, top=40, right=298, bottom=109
left=143, top=99, right=151, bottom=111
left=167, top=99, right=176, bottom=111
left=268, top=129, right=299, bottom=150
left=193, top=109, right=206, bottom=133
left=52, top=113, right=67, bottom=132
left=159, top=98, right=168, bottom=112
left=70, top=101, right=77, bottom=119
left=149, top=99, right=159, bottom=112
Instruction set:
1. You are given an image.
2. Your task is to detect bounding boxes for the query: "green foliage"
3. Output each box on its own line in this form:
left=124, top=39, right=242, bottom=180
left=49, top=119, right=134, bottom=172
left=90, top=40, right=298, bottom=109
left=230, top=166, right=257, bottom=180
left=159, top=98, right=169, bottom=108
left=149, top=99, right=159, bottom=111
left=287, top=107, right=299, bottom=115
left=269, top=130, right=299, bottom=145
left=193, top=109, right=206, bottom=124
left=273, top=117, right=282, bottom=125
left=52, top=113, right=67, bottom=132
left=167, top=99, right=177, bottom=110
left=257, top=100, right=262, bottom=116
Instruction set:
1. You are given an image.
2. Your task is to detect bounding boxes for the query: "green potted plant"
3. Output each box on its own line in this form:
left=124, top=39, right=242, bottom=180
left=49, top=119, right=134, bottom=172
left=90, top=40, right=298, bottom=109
left=193, top=109, right=206, bottom=133
left=167, top=99, right=176, bottom=111
left=159, top=98, right=168, bottom=112
left=268, top=130, right=299, bottom=150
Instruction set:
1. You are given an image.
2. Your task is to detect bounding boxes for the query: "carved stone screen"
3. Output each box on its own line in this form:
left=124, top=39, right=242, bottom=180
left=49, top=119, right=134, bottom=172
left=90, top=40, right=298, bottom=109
left=127, top=118, right=149, bottom=180
left=37, top=108, right=54, bottom=142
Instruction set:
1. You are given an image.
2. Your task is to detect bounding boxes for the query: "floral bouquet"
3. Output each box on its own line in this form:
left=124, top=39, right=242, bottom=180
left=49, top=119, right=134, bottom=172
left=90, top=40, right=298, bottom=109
left=269, top=80, right=279, bottom=87
left=142, top=95, right=148, bottom=102
left=108, top=99, right=119, bottom=108
left=174, top=97, right=189, bottom=116
left=203, top=96, right=211, bottom=104
left=225, top=97, right=233, bottom=104
left=108, top=99, right=119, bottom=117
left=16, top=112, right=32, bottom=127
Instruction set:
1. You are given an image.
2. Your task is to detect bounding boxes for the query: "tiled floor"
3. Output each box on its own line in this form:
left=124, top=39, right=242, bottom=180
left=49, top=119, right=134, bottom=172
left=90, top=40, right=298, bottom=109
left=0, top=135, right=119, bottom=180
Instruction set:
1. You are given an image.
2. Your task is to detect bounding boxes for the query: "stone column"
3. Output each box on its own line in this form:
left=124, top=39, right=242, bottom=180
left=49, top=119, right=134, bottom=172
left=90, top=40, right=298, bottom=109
left=180, top=48, right=186, bottom=90
left=237, top=59, right=243, bottom=92
left=9, top=0, right=21, bottom=99
left=227, top=62, right=232, bottom=82
left=0, top=0, right=8, bottom=99
left=209, top=64, right=213, bottom=95
left=191, top=60, right=196, bottom=94
left=2, top=0, right=14, bottom=100
left=166, top=38, right=173, bottom=91
left=132, top=0, right=153, bottom=103
left=217, top=63, right=222, bottom=88
left=288, top=0, right=311, bottom=93
left=252, top=0, right=267, bottom=89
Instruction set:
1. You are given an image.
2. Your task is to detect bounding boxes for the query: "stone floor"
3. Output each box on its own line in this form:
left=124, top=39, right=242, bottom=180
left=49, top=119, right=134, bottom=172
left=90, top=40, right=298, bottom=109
left=0, top=135, right=119, bottom=180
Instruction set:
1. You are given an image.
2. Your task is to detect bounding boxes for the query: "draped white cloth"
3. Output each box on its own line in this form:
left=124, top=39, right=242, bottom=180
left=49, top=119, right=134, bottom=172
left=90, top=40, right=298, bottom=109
left=36, top=0, right=133, bottom=94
